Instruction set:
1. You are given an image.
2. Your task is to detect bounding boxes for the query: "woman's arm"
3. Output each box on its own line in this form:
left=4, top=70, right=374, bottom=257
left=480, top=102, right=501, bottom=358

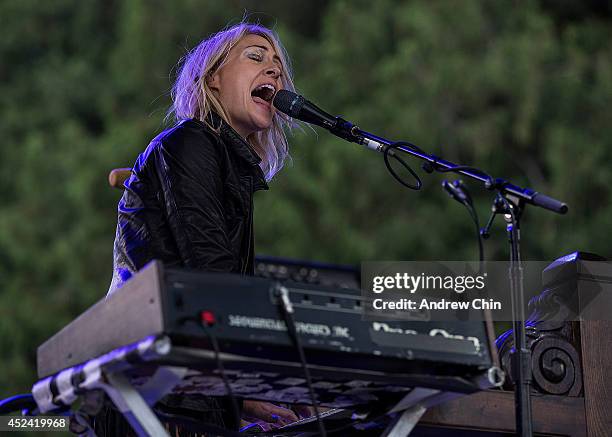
left=153, top=123, right=240, bottom=272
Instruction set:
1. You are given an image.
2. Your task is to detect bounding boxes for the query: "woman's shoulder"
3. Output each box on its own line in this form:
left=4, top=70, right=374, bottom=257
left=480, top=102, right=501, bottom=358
left=149, top=119, right=226, bottom=159
left=156, top=118, right=221, bottom=150
left=134, top=119, right=224, bottom=173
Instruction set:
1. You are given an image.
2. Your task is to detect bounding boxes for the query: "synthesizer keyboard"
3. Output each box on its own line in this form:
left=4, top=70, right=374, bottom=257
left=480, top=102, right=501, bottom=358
left=38, top=261, right=501, bottom=394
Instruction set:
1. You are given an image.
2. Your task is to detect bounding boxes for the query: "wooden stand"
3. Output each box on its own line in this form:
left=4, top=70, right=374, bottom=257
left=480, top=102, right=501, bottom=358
left=421, top=390, right=586, bottom=436
left=416, top=252, right=612, bottom=437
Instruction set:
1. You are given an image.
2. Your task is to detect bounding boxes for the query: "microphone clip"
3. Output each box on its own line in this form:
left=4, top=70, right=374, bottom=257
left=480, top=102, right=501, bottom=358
left=330, top=117, right=363, bottom=145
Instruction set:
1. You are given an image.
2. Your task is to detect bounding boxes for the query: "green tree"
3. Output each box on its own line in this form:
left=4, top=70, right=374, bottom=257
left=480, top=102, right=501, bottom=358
left=256, top=0, right=612, bottom=264
left=0, top=2, right=611, bottom=432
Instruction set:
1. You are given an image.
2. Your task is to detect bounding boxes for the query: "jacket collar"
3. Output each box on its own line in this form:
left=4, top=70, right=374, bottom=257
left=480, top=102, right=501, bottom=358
left=205, top=112, right=261, bottom=167
left=207, top=112, right=269, bottom=191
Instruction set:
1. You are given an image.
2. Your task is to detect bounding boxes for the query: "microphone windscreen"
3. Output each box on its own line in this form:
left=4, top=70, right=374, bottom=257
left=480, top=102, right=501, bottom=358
left=273, top=90, right=304, bottom=118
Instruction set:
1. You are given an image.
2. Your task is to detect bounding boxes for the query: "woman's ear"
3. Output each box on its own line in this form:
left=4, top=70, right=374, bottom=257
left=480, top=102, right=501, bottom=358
left=207, top=72, right=220, bottom=92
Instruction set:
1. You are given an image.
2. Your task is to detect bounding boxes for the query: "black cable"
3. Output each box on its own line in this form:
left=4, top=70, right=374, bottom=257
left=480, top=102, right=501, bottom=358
left=275, top=284, right=327, bottom=437
left=384, top=139, right=492, bottom=180
left=199, top=320, right=242, bottom=432
left=0, top=394, right=37, bottom=415
left=442, top=180, right=484, bottom=264
left=466, top=201, right=484, bottom=264
left=383, top=143, right=422, bottom=190
left=390, top=140, right=425, bottom=154
left=434, top=164, right=491, bottom=180
left=381, top=142, right=493, bottom=191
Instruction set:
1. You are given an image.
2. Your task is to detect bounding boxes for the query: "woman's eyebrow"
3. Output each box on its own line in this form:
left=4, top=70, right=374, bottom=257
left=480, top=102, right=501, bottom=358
left=245, top=45, right=282, bottom=66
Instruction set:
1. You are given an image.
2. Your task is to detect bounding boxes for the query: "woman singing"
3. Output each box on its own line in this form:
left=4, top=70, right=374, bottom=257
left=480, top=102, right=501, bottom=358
left=99, top=22, right=304, bottom=435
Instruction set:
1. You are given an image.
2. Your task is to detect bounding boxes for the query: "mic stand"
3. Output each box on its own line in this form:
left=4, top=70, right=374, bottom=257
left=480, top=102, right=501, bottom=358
left=341, top=122, right=568, bottom=214
left=482, top=192, right=533, bottom=436
left=335, top=124, right=551, bottom=436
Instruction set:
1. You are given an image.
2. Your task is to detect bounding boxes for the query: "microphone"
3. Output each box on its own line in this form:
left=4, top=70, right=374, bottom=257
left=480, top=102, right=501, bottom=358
left=273, top=90, right=391, bottom=155
left=442, top=179, right=471, bottom=205
left=273, top=89, right=337, bottom=129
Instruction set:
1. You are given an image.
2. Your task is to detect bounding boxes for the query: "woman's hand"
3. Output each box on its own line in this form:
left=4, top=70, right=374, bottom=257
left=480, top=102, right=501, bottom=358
left=242, top=400, right=299, bottom=429
left=291, top=404, right=315, bottom=419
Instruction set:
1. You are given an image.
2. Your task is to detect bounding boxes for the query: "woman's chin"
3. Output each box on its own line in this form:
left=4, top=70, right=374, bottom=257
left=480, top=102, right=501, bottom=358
left=249, top=101, right=274, bottom=127
left=251, top=116, right=274, bottom=133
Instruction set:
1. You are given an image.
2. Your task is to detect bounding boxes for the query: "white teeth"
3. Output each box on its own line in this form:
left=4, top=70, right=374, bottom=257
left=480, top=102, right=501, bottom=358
left=257, top=84, right=276, bottom=92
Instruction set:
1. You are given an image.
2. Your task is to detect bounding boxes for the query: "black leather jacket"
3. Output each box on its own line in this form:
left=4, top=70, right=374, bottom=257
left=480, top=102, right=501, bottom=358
left=109, top=116, right=268, bottom=293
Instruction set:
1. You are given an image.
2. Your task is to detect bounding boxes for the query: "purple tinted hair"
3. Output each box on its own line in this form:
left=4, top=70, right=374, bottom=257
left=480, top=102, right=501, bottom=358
left=168, top=22, right=297, bottom=180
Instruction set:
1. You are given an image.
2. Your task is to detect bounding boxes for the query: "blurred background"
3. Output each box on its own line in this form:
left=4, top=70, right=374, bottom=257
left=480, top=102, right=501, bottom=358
left=1, top=0, right=611, bottom=420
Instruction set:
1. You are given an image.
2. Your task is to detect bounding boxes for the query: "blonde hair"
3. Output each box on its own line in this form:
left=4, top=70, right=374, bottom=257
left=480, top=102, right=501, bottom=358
left=168, top=22, right=296, bottom=181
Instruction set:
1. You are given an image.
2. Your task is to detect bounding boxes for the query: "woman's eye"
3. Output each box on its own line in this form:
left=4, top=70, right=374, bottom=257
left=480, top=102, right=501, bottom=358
left=248, top=53, right=263, bottom=61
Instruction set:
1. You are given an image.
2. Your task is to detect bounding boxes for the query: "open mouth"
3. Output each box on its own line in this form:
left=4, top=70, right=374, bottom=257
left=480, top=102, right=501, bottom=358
left=251, top=84, right=276, bottom=106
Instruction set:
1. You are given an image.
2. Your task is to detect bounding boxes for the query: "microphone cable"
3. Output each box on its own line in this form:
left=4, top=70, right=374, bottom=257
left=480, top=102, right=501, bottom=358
left=0, top=394, right=38, bottom=415
left=274, top=283, right=327, bottom=437
left=197, top=312, right=242, bottom=432
left=383, top=142, right=423, bottom=190
left=442, top=180, right=484, bottom=264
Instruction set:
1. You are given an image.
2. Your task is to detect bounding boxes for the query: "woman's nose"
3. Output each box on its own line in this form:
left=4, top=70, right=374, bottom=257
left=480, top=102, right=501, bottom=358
left=265, top=64, right=281, bottom=78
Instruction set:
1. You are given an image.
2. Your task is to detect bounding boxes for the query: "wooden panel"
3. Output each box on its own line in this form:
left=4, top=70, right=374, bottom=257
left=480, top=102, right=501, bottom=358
left=421, top=390, right=586, bottom=436
left=580, top=320, right=612, bottom=437
left=37, top=261, right=166, bottom=377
